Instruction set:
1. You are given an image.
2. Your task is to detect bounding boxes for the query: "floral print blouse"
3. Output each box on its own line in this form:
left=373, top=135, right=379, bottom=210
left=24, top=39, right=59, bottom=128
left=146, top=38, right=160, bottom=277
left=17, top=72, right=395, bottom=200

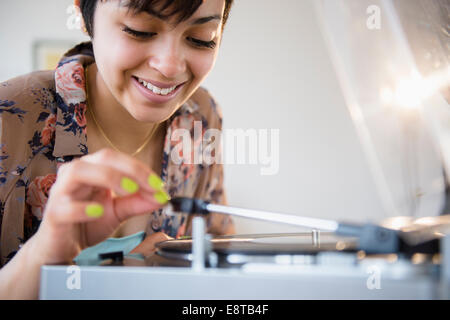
left=0, top=42, right=233, bottom=266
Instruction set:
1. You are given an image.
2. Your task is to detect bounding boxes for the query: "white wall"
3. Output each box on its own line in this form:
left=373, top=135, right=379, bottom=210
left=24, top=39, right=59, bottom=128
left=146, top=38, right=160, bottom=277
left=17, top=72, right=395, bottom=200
left=0, top=0, right=88, bottom=81
left=0, top=0, right=388, bottom=234
left=204, top=0, right=387, bottom=233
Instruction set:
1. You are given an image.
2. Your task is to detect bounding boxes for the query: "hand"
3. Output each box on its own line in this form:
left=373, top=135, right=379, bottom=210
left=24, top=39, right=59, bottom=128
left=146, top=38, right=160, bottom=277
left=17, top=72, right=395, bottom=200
left=130, top=232, right=173, bottom=257
left=32, top=148, right=170, bottom=265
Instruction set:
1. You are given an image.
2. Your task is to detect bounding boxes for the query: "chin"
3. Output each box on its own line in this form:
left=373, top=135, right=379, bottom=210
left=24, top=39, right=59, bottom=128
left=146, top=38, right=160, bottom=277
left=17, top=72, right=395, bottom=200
left=127, top=104, right=173, bottom=123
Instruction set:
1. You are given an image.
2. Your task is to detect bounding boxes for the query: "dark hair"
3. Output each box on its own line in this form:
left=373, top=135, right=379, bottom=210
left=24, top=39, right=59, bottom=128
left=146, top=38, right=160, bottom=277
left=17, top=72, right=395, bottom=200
left=80, top=0, right=234, bottom=38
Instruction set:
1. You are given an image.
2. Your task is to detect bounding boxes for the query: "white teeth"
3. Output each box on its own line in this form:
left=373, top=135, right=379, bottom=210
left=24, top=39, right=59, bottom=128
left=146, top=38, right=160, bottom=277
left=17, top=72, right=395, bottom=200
left=137, top=77, right=177, bottom=96
left=152, top=86, right=161, bottom=95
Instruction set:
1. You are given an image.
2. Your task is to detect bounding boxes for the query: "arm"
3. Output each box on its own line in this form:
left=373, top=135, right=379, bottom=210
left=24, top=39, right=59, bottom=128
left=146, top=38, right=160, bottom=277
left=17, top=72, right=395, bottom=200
left=198, top=163, right=235, bottom=235
left=192, top=91, right=235, bottom=235
left=0, top=235, right=46, bottom=299
left=0, top=149, right=169, bottom=299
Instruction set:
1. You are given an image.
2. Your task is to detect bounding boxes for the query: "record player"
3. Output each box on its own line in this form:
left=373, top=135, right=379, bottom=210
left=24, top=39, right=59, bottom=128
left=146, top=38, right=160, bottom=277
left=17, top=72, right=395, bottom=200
left=39, top=197, right=450, bottom=300
left=39, top=0, right=450, bottom=299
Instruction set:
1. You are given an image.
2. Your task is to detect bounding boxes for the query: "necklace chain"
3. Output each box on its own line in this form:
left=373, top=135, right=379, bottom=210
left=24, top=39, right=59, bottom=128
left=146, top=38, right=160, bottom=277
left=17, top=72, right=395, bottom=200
left=85, top=66, right=159, bottom=157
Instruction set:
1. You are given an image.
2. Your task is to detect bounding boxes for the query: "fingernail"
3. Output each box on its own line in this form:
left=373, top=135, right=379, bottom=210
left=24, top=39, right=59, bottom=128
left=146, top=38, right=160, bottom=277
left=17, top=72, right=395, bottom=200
left=154, top=190, right=171, bottom=205
left=121, top=177, right=139, bottom=194
left=85, top=204, right=104, bottom=218
left=148, top=174, right=164, bottom=191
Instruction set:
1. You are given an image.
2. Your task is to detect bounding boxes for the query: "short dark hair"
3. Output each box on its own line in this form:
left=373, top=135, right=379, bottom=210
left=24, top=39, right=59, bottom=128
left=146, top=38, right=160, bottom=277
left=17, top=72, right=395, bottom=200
left=80, top=0, right=234, bottom=38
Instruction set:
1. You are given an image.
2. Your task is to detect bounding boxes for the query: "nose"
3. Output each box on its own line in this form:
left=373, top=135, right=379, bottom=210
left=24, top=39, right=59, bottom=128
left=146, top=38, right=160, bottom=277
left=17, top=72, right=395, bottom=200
left=148, top=38, right=186, bottom=79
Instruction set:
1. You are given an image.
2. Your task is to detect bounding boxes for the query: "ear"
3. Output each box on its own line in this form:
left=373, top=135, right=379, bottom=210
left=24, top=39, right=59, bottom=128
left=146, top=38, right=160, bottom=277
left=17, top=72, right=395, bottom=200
left=73, top=0, right=89, bottom=36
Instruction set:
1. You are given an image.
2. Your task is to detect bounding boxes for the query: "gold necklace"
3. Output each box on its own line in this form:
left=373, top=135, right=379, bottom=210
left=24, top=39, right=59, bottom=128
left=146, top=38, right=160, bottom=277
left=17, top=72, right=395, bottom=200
left=85, top=66, right=159, bottom=157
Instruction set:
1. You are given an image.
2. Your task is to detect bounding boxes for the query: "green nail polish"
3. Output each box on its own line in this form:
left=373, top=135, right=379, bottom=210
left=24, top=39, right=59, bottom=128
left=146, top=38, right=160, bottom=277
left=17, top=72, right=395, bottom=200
left=121, top=177, right=139, bottom=194
left=154, top=191, right=171, bottom=205
left=85, top=204, right=104, bottom=218
left=148, top=174, right=164, bottom=191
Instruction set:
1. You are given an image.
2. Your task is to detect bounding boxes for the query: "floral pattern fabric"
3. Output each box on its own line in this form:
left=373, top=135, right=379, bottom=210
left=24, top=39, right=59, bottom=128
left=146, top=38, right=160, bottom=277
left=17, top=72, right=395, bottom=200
left=0, top=42, right=233, bottom=266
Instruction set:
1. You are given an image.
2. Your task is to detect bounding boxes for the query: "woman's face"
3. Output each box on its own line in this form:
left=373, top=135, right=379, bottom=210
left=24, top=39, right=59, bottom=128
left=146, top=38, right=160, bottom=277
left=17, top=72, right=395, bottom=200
left=91, top=0, right=226, bottom=123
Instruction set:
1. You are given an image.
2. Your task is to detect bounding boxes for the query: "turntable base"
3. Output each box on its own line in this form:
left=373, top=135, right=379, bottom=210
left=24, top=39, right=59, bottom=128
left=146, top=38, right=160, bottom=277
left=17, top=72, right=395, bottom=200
left=40, top=263, right=439, bottom=299
left=39, top=233, right=450, bottom=300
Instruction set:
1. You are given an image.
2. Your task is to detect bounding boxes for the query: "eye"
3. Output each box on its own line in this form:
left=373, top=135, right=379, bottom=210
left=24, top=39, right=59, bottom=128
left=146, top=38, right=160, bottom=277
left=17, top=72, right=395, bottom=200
left=122, top=26, right=156, bottom=39
left=187, top=37, right=217, bottom=49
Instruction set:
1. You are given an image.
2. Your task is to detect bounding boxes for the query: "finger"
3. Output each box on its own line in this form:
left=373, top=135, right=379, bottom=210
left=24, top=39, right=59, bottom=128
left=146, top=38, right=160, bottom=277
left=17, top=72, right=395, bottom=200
left=113, top=191, right=169, bottom=222
left=130, top=232, right=172, bottom=256
left=54, top=159, right=146, bottom=198
left=48, top=192, right=163, bottom=226
left=81, top=148, right=166, bottom=194
left=46, top=197, right=107, bottom=225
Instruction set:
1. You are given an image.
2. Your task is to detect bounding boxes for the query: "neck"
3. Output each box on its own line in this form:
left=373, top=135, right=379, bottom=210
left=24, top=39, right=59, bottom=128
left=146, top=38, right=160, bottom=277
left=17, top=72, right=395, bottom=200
left=85, top=64, right=159, bottom=154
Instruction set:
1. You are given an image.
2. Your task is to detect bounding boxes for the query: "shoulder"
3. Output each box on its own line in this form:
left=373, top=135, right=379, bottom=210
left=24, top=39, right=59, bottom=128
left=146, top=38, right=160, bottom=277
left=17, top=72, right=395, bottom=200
left=1, top=70, right=57, bottom=123
left=1, top=70, right=55, bottom=98
left=188, top=87, right=223, bottom=129
left=1, top=70, right=56, bottom=122
left=0, top=71, right=57, bottom=186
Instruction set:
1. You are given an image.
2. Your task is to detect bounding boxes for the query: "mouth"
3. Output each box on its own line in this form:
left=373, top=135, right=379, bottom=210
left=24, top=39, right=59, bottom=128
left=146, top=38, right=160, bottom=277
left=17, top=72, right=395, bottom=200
left=133, top=76, right=185, bottom=96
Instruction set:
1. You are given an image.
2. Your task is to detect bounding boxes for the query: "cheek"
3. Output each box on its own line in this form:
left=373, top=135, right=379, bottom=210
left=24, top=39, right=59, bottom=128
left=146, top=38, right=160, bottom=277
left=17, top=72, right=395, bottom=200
left=112, top=41, right=148, bottom=74
left=94, top=36, right=146, bottom=85
left=188, top=51, right=217, bottom=83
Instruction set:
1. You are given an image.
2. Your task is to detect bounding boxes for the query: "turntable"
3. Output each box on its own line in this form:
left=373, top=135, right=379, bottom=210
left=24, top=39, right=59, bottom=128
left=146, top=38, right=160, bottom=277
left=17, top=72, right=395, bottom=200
left=39, top=197, right=450, bottom=300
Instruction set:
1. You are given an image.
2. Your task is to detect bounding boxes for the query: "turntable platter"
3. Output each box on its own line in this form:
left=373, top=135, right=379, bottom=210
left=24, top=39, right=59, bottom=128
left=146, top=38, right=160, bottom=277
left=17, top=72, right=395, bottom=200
left=155, top=232, right=358, bottom=257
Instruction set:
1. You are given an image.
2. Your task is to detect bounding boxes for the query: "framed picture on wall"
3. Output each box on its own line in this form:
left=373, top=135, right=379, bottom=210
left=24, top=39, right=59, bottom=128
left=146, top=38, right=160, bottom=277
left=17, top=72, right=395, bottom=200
left=32, top=40, right=77, bottom=71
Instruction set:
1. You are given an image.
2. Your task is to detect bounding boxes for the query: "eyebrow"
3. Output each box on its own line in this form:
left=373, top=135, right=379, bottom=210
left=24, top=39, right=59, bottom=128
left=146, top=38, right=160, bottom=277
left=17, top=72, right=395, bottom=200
left=190, top=14, right=222, bottom=25
left=126, top=6, right=222, bottom=27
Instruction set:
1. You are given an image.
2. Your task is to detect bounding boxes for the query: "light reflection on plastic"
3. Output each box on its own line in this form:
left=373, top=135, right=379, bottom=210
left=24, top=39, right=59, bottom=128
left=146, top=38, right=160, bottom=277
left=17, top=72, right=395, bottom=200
left=380, top=67, right=450, bottom=110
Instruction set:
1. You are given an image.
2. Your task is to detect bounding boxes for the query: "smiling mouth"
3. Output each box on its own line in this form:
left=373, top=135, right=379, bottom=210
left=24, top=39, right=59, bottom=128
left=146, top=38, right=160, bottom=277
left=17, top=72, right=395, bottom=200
left=133, top=76, right=184, bottom=96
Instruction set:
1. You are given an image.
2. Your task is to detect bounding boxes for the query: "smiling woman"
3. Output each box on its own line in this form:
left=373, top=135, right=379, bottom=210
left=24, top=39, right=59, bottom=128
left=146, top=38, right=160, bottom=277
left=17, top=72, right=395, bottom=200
left=0, top=0, right=234, bottom=299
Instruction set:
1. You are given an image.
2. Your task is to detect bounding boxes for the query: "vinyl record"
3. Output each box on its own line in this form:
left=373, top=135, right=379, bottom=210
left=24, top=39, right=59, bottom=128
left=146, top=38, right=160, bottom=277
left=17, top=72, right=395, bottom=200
left=155, top=232, right=358, bottom=260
